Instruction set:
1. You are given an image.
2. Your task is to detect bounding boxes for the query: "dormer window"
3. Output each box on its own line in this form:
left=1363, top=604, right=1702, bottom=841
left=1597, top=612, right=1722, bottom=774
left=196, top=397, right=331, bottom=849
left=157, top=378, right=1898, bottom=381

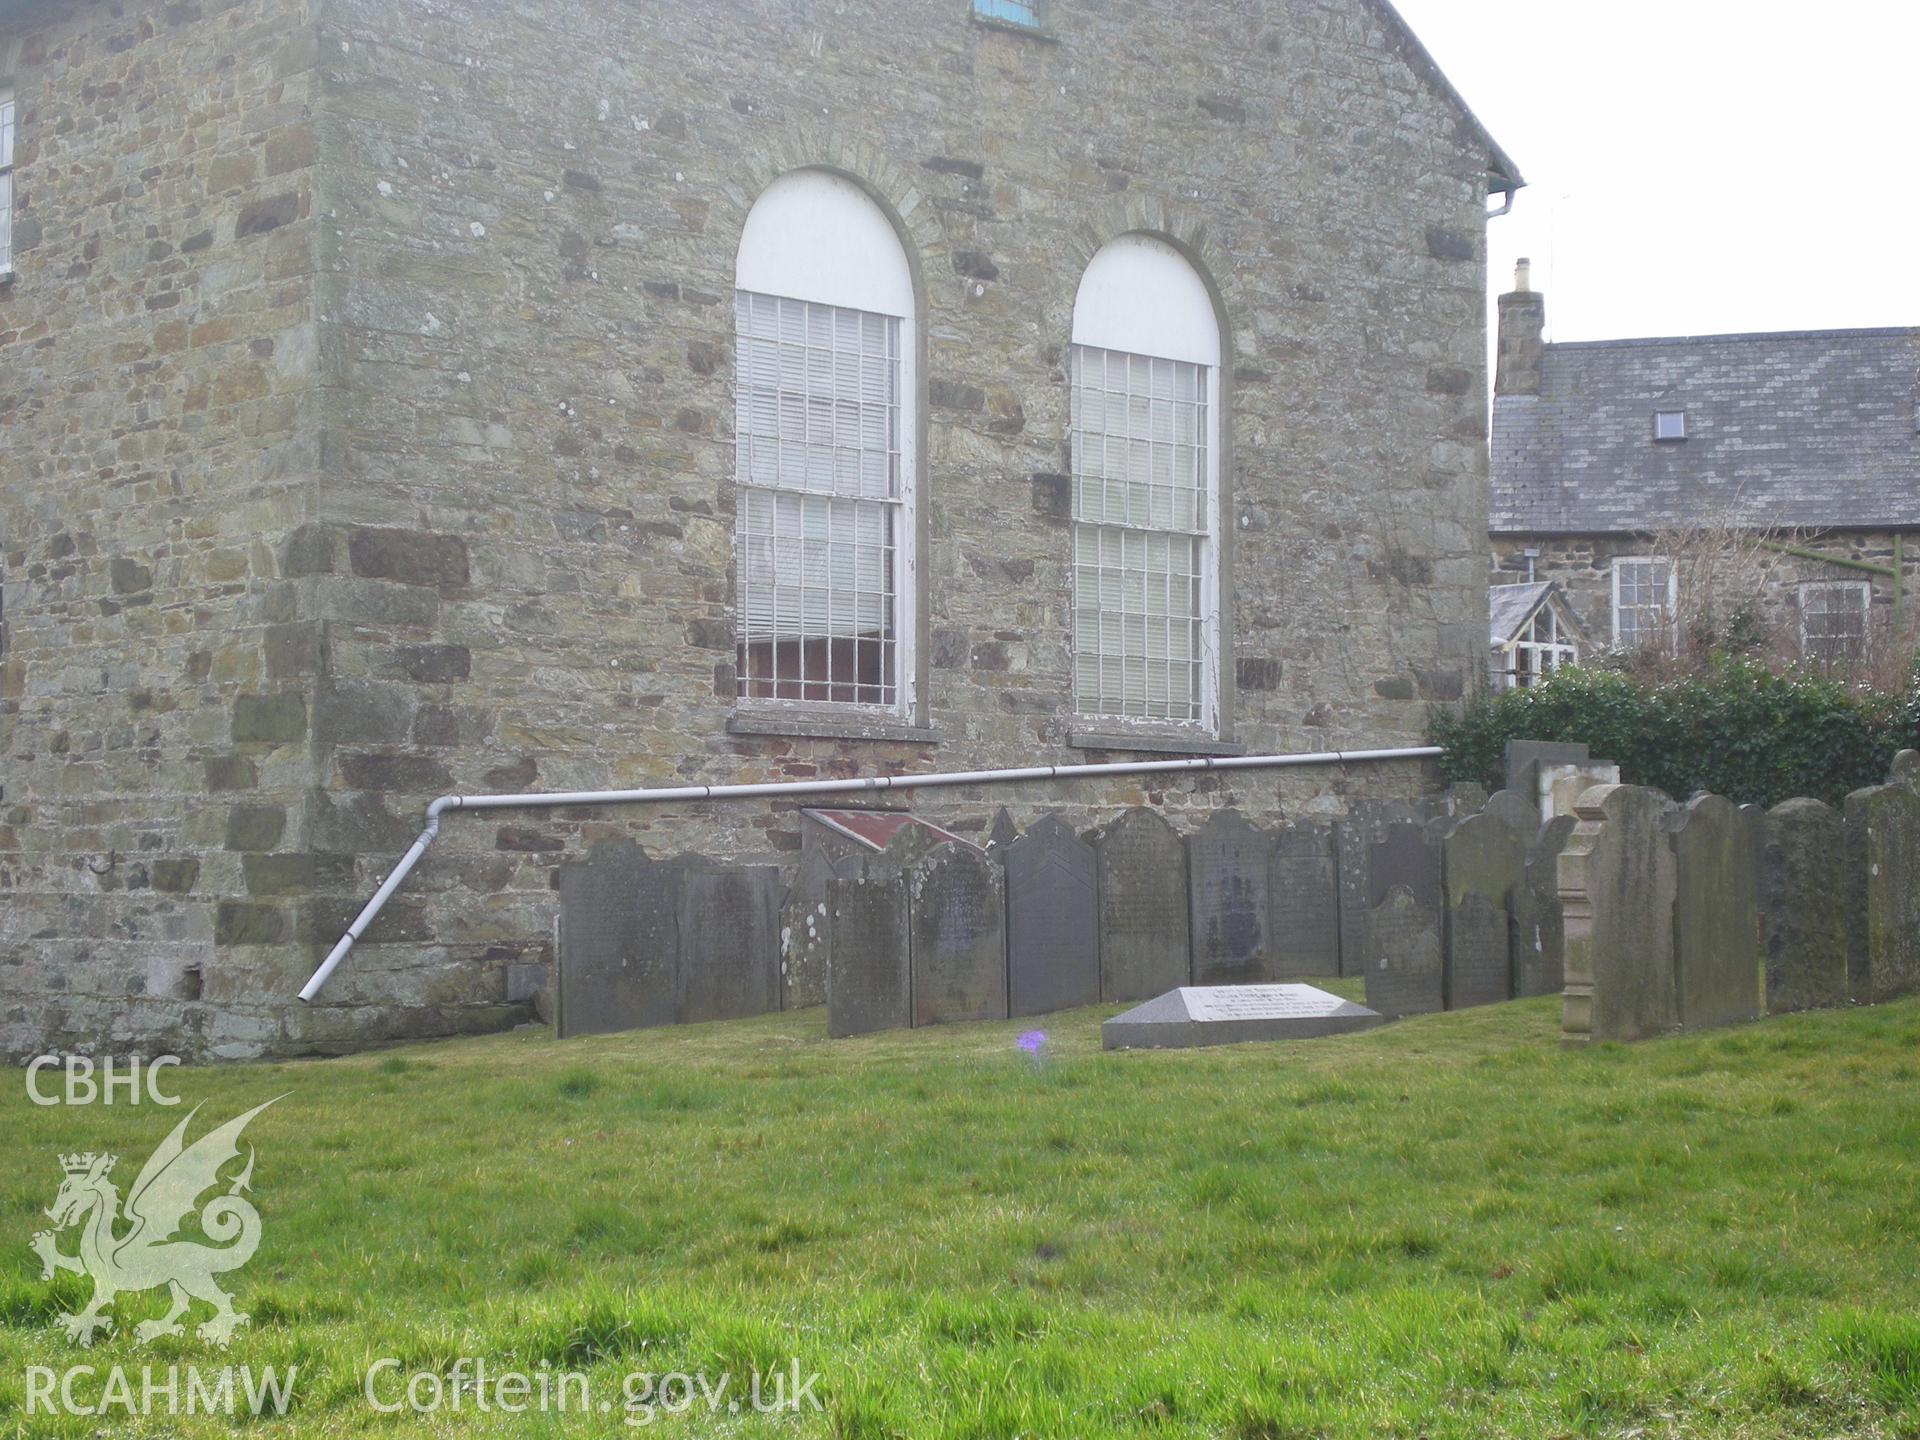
left=1653, top=410, right=1687, bottom=442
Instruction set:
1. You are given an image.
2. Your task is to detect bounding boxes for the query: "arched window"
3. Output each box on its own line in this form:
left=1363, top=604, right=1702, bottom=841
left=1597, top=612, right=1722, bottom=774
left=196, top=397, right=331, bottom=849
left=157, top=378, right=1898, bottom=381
left=733, top=171, right=917, bottom=715
left=1070, top=236, right=1221, bottom=729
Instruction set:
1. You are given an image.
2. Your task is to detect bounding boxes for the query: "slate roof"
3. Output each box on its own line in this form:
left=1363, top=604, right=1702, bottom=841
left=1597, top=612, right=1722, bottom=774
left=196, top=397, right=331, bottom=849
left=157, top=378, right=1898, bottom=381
left=1488, top=581, right=1587, bottom=648
left=1492, top=327, right=1920, bottom=535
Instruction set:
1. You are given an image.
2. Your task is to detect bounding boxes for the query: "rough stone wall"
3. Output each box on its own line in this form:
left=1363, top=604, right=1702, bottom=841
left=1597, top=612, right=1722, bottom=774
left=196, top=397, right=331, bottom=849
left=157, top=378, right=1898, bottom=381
left=0, top=0, right=328, bottom=1061
left=3, top=0, right=1500, bottom=1058
left=1492, top=533, right=1919, bottom=660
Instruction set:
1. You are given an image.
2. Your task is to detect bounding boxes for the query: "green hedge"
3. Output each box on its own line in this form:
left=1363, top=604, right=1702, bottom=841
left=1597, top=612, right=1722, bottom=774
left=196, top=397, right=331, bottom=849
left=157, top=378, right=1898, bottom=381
left=1429, top=660, right=1920, bottom=809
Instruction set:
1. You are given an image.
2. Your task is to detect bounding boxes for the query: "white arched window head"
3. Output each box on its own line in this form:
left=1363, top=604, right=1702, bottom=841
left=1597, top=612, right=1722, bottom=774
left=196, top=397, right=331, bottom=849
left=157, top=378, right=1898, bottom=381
left=1069, top=235, right=1222, bottom=730
left=733, top=170, right=917, bottom=715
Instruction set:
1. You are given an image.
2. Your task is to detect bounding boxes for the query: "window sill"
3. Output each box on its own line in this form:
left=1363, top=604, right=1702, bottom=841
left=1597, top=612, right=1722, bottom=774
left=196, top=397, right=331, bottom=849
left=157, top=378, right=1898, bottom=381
left=1068, top=729, right=1243, bottom=758
left=728, top=709, right=940, bottom=745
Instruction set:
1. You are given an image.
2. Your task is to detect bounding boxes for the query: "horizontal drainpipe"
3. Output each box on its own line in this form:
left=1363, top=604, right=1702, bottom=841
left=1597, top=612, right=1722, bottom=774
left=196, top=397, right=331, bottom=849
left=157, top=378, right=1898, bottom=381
left=296, top=745, right=1443, bottom=1003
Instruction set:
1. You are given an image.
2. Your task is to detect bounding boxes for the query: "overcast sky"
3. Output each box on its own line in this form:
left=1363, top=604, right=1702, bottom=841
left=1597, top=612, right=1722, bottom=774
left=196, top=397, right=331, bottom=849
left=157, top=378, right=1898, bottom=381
left=1389, top=0, right=1920, bottom=344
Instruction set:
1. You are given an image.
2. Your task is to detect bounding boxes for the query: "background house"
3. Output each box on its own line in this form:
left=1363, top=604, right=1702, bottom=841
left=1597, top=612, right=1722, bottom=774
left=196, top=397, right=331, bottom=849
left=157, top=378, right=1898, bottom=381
left=1491, top=263, right=1920, bottom=665
left=0, top=0, right=1515, bottom=1060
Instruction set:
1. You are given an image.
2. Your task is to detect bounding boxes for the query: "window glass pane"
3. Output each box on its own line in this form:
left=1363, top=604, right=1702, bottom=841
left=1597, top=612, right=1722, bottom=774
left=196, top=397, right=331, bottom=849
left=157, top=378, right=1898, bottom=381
left=735, top=290, right=901, bottom=707
left=1614, top=558, right=1672, bottom=650
left=1802, top=584, right=1868, bottom=662
left=1069, top=343, right=1210, bottom=722
left=973, top=0, right=1042, bottom=26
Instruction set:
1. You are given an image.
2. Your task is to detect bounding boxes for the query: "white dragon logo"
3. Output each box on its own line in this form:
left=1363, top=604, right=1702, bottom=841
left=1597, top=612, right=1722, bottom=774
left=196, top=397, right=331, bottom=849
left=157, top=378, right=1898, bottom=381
left=30, top=1098, right=282, bottom=1348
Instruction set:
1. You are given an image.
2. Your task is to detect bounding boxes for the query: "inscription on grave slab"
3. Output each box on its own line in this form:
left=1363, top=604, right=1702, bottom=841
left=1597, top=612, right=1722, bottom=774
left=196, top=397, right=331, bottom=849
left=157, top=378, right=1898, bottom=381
left=1102, top=983, right=1385, bottom=1050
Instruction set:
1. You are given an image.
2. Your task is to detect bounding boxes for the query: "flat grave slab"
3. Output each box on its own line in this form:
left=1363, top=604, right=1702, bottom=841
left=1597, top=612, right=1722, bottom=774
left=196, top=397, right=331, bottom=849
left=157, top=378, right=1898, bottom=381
left=1101, top=983, right=1385, bottom=1051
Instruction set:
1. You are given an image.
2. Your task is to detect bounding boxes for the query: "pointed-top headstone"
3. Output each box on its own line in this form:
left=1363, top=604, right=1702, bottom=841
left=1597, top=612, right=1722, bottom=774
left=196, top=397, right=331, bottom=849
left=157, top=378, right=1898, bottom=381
left=1006, top=814, right=1099, bottom=1017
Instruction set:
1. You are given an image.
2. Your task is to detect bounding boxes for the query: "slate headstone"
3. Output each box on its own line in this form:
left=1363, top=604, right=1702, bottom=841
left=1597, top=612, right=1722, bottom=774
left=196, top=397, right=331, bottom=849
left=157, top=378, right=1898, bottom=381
left=1513, top=815, right=1574, bottom=997
left=1504, top=740, right=1590, bottom=813
left=1668, top=794, right=1763, bottom=1032
left=1187, top=809, right=1273, bottom=985
left=1269, top=821, right=1341, bottom=979
left=555, top=840, right=681, bottom=1038
left=1094, top=808, right=1191, bottom=1003
left=1844, top=783, right=1920, bottom=1004
left=780, top=847, right=849, bottom=1011
left=826, top=863, right=911, bottom=1039
left=1361, top=885, right=1445, bottom=1017
left=1005, top=815, right=1100, bottom=1017
left=1368, top=821, right=1443, bottom=912
left=1558, top=785, right=1678, bottom=1046
left=1441, top=809, right=1527, bottom=1008
left=987, top=807, right=1019, bottom=854
left=909, top=843, right=1007, bottom=1027
left=679, top=865, right=783, bottom=1024
left=1102, top=984, right=1385, bottom=1050
left=1761, top=798, right=1849, bottom=1013
left=1334, top=799, right=1421, bottom=977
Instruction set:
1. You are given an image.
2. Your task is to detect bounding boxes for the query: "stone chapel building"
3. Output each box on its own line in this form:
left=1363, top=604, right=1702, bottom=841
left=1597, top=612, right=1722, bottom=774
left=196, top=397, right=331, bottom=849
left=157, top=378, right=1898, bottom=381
left=0, top=0, right=1518, bottom=1059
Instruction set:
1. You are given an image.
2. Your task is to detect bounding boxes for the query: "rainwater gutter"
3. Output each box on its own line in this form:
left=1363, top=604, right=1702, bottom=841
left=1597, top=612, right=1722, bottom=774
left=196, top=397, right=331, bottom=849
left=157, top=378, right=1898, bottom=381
left=296, top=745, right=1444, bottom=1003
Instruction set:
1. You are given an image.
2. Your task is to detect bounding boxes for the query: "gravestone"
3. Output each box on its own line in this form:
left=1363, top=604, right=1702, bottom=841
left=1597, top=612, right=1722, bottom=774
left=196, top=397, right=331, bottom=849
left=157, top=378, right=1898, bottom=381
left=826, top=863, right=911, bottom=1039
left=1446, top=893, right=1511, bottom=1011
left=1482, top=789, right=1540, bottom=841
left=909, top=843, right=1007, bottom=1027
left=1512, top=815, right=1574, bottom=997
left=1441, top=810, right=1527, bottom=1009
left=678, top=865, right=783, bottom=1024
left=1005, top=815, right=1100, bottom=1017
left=781, top=848, right=851, bottom=1011
left=1094, top=808, right=1191, bottom=1003
left=1761, top=798, right=1849, bottom=1012
left=1558, top=785, right=1677, bottom=1046
left=1844, top=783, right=1920, bottom=1004
left=555, top=840, right=682, bottom=1038
left=1334, top=799, right=1421, bottom=977
left=1504, top=740, right=1590, bottom=814
left=1668, top=795, right=1763, bottom=1031
left=1102, top=984, right=1385, bottom=1050
left=987, top=807, right=1018, bottom=853
left=1368, top=822, right=1443, bottom=911
left=1541, top=761, right=1622, bottom=820
left=1187, top=809, right=1273, bottom=985
left=1361, top=885, right=1444, bottom=1017
left=1269, top=821, right=1341, bottom=978
left=1891, top=749, right=1920, bottom=792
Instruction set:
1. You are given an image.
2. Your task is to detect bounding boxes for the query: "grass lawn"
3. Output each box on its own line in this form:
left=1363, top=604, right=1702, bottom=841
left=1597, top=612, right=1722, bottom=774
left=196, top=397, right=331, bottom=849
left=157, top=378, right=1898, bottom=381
left=5, top=989, right=1920, bottom=1436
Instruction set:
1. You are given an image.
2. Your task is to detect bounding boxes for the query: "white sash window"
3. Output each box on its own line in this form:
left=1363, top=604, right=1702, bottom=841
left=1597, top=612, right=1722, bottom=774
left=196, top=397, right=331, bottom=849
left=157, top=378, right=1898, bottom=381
left=1070, top=237, right=1221, bottom=729
left=732, top=171, right=916, bottom=714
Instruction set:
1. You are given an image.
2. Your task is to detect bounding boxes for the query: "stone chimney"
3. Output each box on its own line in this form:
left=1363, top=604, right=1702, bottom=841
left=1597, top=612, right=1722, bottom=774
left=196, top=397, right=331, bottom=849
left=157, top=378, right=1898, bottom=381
left=1495, top=258, right=1546, bottom=397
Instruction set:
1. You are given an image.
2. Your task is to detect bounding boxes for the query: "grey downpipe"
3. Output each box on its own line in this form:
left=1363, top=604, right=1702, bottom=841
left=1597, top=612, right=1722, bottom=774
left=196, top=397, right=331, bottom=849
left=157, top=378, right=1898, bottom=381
left=296, top=745, right=1444, bottom=1003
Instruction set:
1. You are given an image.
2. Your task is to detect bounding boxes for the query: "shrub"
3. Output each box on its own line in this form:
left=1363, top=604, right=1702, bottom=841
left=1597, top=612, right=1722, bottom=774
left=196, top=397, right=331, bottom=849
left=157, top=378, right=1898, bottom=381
left=1429, top=658, right=1920, bottom=808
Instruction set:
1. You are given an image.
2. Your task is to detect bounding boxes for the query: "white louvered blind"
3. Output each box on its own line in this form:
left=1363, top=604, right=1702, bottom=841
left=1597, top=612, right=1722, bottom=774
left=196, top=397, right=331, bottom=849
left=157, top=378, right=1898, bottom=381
left=1070, top=345, right=1209, bottom=721
left=734, top=290, right=901, bottom=708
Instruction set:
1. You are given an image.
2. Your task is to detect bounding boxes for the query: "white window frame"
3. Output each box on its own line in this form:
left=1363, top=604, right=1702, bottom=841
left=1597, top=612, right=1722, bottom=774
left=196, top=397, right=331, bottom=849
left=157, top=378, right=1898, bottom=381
left=1798, top=579, right=1871, bottom=663
left=1068, top=237, right=1222, bottom=734
left=1497, top=603, right=1579, bottom=690
left=1611, top=556, right=1677, bottom=651
left=1653, top=410, right=1687, bottom=442
left=732, top=170, right=918, bottom=721
left=0, top=89, right=16, bottom=278
left=971, top=0, right=1045, bottom=28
